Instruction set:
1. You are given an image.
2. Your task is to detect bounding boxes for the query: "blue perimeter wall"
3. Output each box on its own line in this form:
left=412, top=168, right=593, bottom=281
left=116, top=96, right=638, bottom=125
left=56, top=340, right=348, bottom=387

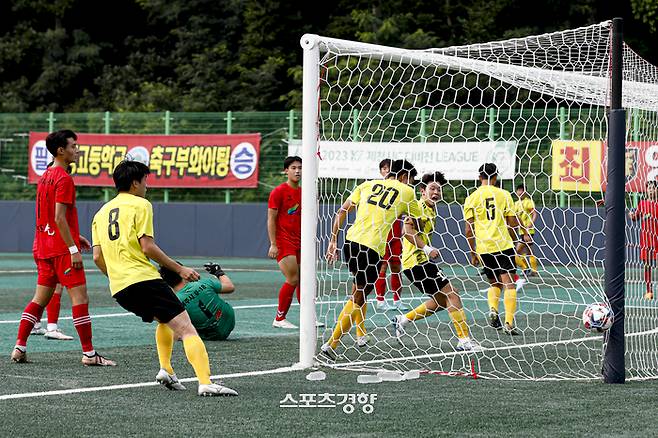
left=0, top=201, right=630, bottom=266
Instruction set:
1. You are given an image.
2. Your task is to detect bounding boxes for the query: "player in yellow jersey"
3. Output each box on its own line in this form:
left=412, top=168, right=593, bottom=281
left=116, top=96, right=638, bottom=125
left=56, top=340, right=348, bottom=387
left=464, top=163, right=521, bottom=335
left=92, top=160, right=237, bottom=396
left=514, top=184, right=539, bottom=276
left=392, top=172, right=482, bottom=351
left=321, top=159, right=422, bottom=360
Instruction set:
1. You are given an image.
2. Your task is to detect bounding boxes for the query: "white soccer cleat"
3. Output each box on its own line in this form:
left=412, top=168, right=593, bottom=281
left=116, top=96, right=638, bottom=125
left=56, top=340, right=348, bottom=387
left=156, top=369, right=186, bottom=391
left=515, top=277, right=527, bottom=290
left=391, top=315, right=406, bottom=343
left=10, top=347, right=29, bottom=363
left=44, top=329, right=74, bottom=341
left=356, top=335, right=370, bottom=348
left=455, top=338, right=484, bottom=352
left=272, top=319, right=298, bottom=329
left=30, top=325, right=46, bottom=336
left=315, top=320, right=325, bottom=328
left=375, top=300, right=394, bottom=311
left=198, top=382, right=238, bottom=397
left=320, top=343, right=337, bottom=361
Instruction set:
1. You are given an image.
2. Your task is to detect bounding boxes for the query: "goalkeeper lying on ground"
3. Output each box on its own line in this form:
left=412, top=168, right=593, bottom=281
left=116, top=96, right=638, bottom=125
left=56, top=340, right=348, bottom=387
left=160, top=262, right=236, bottom=341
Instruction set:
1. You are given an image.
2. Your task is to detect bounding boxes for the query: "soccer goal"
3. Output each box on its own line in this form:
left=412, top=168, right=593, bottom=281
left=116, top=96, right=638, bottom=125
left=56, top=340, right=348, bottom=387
left=298, top=20, right=658, bottom=380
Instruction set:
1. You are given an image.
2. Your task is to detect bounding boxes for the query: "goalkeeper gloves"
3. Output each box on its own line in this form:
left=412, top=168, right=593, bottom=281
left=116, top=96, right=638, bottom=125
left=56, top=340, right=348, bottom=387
left=204, top=262, right=225, bottom=277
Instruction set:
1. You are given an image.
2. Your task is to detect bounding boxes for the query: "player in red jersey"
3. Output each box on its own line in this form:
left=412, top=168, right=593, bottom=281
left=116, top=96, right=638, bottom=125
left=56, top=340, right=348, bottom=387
left=629, top=180, right=658, bottom=299
left=268, top=156, right=304, bottom=328
left=11, top=130, right=115, bottom=365
left=374, top=159, right=408, bottom=310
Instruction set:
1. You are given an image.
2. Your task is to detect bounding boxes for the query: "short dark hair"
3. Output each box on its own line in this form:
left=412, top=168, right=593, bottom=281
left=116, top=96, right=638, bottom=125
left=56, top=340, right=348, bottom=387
left=516, top=184, right=525, bottom=191
left=389, top=159, right=418, bottom=182
left=479, top=163, right=498, bottom=179
left=45, top=129, right=77, bottom=156
left=159, top=262, right=183, bottom=287
left=419, top=171, right=447, bottom=189
left=283, top=156, right=302, bottom=169
left=113, top=160, right=150, bottom=192
left=379, top=159, right=392, bottom=170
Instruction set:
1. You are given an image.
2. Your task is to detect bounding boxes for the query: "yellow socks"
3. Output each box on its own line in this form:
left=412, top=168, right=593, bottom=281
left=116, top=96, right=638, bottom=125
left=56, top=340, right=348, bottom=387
left=155, top=323, right=175, bottom=375
left=449, top=309, right=469, bottom=339
left=504, top=288, right=517, bottom=326
left=329, top=300, right=360, bottom=349
left=529, top=256, right=538, bottom=272
left=515, top=255, right=528, bottom=270
left=488, top=286, right=501, bottom=312
left=405, top=302, right=431, bottom=322
left=355, top=302, right=367, bottom=337
left=182, top=335, right=211, bottom=385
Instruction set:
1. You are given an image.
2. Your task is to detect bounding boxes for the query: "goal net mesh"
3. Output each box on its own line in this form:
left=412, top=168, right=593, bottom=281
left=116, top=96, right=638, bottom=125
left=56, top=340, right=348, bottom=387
left=311, top=21, right=658, bottom=380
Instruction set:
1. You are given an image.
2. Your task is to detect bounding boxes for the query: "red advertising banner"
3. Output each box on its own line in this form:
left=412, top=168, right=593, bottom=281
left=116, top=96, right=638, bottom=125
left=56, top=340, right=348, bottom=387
left=601, top=141, right=658, bottom=193
left=28, top=133, right=260, bottom=188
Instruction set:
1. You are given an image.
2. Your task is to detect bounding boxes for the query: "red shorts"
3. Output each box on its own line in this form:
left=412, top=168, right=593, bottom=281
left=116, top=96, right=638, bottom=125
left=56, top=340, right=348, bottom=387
left=277, top=246, right=300, bottom=263
left=384, top=237, right=402, bottom=265
left=36, top=253, right=86, bottom=289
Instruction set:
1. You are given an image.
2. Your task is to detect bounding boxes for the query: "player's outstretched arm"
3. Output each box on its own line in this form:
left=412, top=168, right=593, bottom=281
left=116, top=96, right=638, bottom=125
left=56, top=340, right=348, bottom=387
left=464, top=218, right=479, bottom=266
left=139, top=235, right=200, bottom=281
left=326, top=199, right=354, bottom=263
left=267, top=208, right=279, bottom=259
left=403, top=217, right=438, bottom=259
left=204, top=262, right=235, bottom=294
left=92, top=245, right=108, bottom=276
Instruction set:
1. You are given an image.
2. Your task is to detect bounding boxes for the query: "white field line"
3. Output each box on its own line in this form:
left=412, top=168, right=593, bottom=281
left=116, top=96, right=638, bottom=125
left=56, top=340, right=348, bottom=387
left=0, top=295, right=654, bottom=325
left=0, top=365, right=301, bottom=401
left=0, top=267, right=280, bottom=274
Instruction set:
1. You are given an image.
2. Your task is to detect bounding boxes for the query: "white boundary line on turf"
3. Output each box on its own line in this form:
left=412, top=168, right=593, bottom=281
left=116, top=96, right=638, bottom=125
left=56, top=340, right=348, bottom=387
left=0, top=365, right=300, bottom=401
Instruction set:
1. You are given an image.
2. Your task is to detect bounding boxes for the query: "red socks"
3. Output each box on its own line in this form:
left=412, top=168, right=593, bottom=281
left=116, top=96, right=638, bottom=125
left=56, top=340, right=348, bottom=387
left=72, top=303, right=94, bottom=353
left=375, top=275, right=386, bottom=302
left=645, top=267, right=653, bottom=293
left=47, top=292, right=62, bottom=325
left=276, top=282, right=296, bottom=321
left=16, top=301, right=44, bottom=347
left=391, top=272, right=402, bottom=302
left=376, top=272, right=402, bottom=302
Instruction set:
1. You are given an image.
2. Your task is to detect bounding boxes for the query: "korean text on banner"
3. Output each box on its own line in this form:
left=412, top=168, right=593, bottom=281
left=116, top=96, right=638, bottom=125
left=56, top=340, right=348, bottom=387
left=551, top=140, right=603, bottom=192
left=28, top=133, right=260, bottom=188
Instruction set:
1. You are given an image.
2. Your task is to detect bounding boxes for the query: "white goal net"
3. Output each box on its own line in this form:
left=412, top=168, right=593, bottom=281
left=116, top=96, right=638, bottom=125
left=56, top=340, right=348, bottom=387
left=300, top=21, right=658, bottom=380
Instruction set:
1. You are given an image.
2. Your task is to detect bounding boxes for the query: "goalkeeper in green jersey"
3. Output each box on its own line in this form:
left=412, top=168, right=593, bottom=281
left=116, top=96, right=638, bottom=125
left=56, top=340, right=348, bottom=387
left=159, top=262, right=236, bottom=341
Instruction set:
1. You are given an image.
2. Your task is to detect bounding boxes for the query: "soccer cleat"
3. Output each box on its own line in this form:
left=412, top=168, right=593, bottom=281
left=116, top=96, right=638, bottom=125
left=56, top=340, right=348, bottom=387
left=315, top=320, right=325, bottom=328
left=391, top=315, right=406, bottom=343
left=356, top=335, right=370, bottom=348
left=503, top=323, right=521, bottom=336
left=198, top=383, right=238, bottom=397
left=455, top=338, right=484, bottom=352
left=82, top=353, right=117, bottom=366
left=488, top=308, right=502, bottom=330
left=156, top=369, right=186, bottom=391
left=515, top=277, right=527, bottom=290
left=10, top=347, right=29, bottom=363
left=272, top=319, right=298, bottom=329
left=30, top=325, right=46, bottom=336
left=44, top=329, right=74, bottom=341
left=375, top=300, right=394, bottom=311
left=645, top=291, right=654, bottom=300
left=319, top=343, right=337, bottom=361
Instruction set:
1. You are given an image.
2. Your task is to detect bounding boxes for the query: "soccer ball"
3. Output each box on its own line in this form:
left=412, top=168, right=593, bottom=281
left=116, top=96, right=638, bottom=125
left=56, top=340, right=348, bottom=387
left=582, top=303, right=614, bottom=332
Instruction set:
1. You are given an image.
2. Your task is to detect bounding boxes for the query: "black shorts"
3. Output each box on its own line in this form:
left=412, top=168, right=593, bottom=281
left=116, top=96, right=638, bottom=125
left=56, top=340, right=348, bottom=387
left=114, top=279, right=186, bottom=324
left=343, top=240, right=382, bottom=289
left=403, top=263, right=450, bottom=295
left=480, top=248, right=516, bottom=281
